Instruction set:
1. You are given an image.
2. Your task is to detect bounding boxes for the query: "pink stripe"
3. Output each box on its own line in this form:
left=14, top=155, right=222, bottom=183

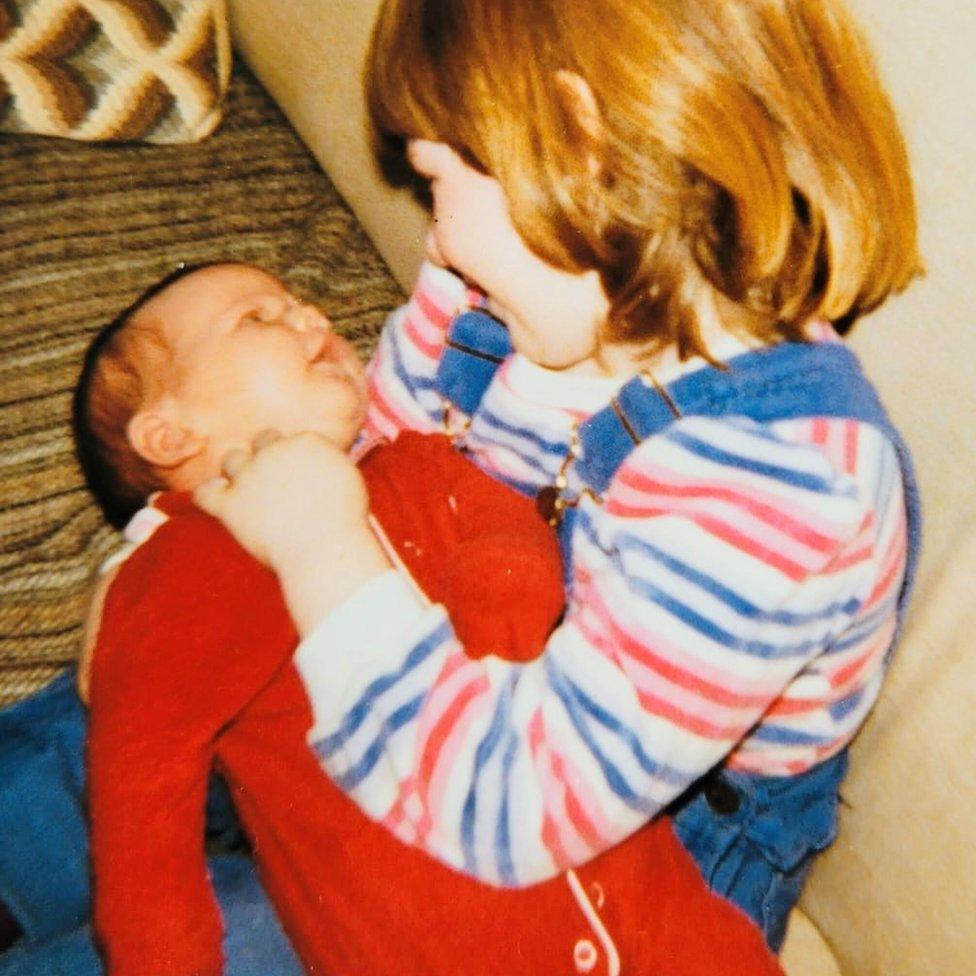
left=572, top=565, right=787, bottom=703
left=530, top=719, right=576, bottom=868
left=415, top=281, right=456, bottom=328
left=617, top=448, right=859, bottom=537
left=381, top=777, right=417, bottom=838
left=864, top=540, right=905, bottom=609
left=574, top=609, right=774, bottom=729
left=415, top=670, right=492, bottom=845
left=822, top=541, right=873, bottom=575
left=810, top=417, right=829, bottom=447
left=608, top=501, right=814, bottom=581
left=546, top=751, right=605, bottom=853
left=615, top=465, right=843, bottom=555
left=366, top=386, right=408, bottom=440
left=415, top=653, right=469, bottom=741
left=844, top=420, right=859, bottom=475
left=403, top=312, right=446, bottom=359
left=571, top=592, right=772, bottom=741
left=827, top=626, right=892, bottom=690
left=765, top=695, right=823, bottom=718
left=636, top=684, right=750, bottom=740
left=529, top=716, right=609, bottom=866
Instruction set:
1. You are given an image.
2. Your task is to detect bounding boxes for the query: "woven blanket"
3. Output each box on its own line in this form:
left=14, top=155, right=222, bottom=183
left=0, top=63, right=403, bottom=706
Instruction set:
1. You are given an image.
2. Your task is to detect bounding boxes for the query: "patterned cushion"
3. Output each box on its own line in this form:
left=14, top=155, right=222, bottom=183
left=0, top=0, right=231, bottom=142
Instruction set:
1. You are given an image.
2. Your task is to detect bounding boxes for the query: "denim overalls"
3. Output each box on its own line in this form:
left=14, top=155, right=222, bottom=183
left=438, top=310, right=921, bottom=950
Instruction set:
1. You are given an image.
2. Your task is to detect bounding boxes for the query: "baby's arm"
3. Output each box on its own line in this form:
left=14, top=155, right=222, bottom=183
left=88, top=501, right=298, bottom=976
left=360, top=431, right=565, bottom=662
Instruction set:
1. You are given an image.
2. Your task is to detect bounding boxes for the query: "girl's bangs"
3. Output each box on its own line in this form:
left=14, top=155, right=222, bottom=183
left=365, top=1, right=487, bottom=163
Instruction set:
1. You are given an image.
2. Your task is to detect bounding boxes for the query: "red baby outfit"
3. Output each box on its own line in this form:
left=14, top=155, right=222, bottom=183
left=88, top=433, right=782, bottom=976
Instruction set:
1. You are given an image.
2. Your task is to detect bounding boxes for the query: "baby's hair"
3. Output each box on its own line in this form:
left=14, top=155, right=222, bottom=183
left=74, top=263, right=221, bottom=527
left=367, top=0, right=920, bottom=357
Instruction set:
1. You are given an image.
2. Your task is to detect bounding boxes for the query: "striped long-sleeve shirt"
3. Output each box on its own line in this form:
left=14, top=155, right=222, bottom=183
left=295, top=263, right=907, bottom=887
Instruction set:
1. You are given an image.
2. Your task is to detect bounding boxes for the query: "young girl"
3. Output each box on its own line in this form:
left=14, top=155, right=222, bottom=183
left=199, top=0, right=921, bottom=954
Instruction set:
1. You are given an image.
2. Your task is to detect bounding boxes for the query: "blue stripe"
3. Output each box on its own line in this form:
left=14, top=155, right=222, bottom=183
left=313, top=618, right=451, bottom=758
left=578, top=509, right=861, bottom=627
left=475, top=405, right=568, bottom=459
left=749, top=723, right=832, bottom=746
left=465, top=429, right=557, bottom=497
left=625, top=572, right=824, bottom=660
left=566, top=679, right=689, bottom=788
left=545, top=658, right=664, bottom=814
left=496, top=730, right=520, bottom=886
left=666, top=428, right=838, bottom=494
left=824, top=599, right=898, bottom=654
left=329, top=693, right=425, bottom=790
left=389, top=328, right=438, bottom=396
left=464, top=449, right=541, bottom=499
left=828, top=688, right=866, bottom=722
left=461, top=674, right=516, bottom=877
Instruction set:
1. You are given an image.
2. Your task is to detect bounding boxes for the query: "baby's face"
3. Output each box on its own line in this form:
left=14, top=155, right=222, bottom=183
left=138, top=263, right=367, bottom=460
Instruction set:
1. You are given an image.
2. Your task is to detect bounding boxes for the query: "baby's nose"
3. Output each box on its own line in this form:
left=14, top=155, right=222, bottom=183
left=286, top=302, right=329, bottom=334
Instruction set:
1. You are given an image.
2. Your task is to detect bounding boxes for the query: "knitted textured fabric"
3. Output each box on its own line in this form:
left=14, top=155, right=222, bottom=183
left=0, top=0, right=231, bottom=142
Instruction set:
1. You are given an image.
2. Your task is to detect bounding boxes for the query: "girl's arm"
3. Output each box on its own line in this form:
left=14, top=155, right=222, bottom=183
left=358, top=261, right=472, bottom=446
left=207, top=412, right=904, bottom=887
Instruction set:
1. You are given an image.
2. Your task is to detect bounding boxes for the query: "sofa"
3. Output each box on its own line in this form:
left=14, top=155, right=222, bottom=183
left=228, top=2, right=976, bottom=974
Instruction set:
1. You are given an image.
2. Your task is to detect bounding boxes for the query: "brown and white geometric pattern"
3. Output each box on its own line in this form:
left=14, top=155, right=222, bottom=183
left=0, top=0, right=231, bottom=143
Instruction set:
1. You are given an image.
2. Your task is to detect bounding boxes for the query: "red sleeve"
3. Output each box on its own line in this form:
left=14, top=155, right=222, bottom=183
left=87, top=502, right=297, bottom=976
left=361, top=432, right=565, bottom=661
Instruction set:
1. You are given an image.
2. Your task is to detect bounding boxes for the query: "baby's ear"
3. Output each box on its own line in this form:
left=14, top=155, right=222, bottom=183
left=128, top=404, right=207, bottom=468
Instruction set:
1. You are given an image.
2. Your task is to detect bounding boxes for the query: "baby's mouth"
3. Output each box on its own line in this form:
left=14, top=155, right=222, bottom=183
left=310, top=334, right=340, bottom=369
left=310, top=334, right=360, bottom=384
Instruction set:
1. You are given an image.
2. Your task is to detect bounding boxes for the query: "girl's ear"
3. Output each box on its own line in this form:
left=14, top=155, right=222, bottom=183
left=554, top=70, right=604, bottom=170
left=127, top=404, right=207, bottom=469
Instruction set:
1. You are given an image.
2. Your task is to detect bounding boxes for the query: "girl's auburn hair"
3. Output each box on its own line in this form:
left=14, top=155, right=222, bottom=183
left=366, top=0, right=920, bottom=357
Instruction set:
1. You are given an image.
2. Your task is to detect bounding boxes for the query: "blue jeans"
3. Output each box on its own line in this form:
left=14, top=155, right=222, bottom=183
left=0, top=672, right=302, bottom=976
left=672, top=751, right=848, bottom=951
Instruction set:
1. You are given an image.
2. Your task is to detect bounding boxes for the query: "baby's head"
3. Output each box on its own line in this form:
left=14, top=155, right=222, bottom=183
left=74, top=262, right=367, bottom=526
left=368, top=0, right=919, bottom=357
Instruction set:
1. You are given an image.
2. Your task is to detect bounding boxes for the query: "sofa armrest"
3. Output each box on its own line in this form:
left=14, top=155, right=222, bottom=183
left=228, top=0, right=426, bottom=290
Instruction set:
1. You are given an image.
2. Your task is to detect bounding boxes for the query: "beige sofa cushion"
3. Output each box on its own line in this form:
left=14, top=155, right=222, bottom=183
left=230, top=1, right=976, bottom=972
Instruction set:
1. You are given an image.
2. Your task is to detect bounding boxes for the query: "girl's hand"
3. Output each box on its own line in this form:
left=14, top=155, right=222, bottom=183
left=195, top=430, right=366, bottom=567
left=195, top=431, right=391, bottom=636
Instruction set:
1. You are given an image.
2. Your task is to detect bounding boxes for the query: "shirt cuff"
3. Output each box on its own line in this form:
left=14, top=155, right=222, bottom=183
left=294, top=569, right=439, bottom=740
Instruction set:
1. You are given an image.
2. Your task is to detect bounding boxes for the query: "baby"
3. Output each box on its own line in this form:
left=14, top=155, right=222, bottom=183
left=76, top=260, right=566, bottom=676
left=72, top=262, right=782, bottom=975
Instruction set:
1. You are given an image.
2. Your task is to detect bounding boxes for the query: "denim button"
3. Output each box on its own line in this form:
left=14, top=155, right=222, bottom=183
left=704, top=776, right=741, bottom=815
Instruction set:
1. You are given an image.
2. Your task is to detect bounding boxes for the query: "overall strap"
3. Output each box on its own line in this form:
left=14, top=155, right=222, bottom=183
left=575, top=340, right=921, bottom=631
left=578, top=342, right=887, bottom=490
left=435, top=310, right=513, bottom=416
left=430, top=313, right=920, bottom=633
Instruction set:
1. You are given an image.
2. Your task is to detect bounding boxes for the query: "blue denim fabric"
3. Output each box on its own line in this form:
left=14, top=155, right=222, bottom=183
left=0, top=674, right=302, bottom=975
left=435, top=309, right=512, bottom=416
left=0, top=856, right=302, bottom=976
left=671, top=752, right=848, bottom=951
left=0, top=673, right=90, bottom=945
